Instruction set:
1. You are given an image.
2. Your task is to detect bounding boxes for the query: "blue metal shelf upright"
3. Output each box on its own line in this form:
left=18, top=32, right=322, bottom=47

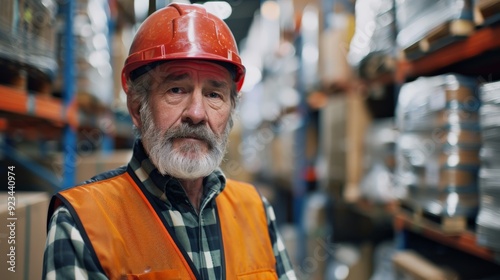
left=61, top=0, right=76, bottom=189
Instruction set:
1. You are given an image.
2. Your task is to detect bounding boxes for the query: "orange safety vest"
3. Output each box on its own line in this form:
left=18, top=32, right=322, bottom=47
left=49, top=172, right=278, bottom=280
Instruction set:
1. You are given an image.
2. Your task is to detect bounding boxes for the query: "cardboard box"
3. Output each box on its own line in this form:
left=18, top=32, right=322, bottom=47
left=74, top=150, right=132, bottom=184
left=345, top=92, right=372, bottom=202
left=47, top=150, right=132, bottom=185
left=0, top=192, right=50, bottom=280
left=393, top=250, right=459, bottom=280
left=319, top=14, right=355, bottom=87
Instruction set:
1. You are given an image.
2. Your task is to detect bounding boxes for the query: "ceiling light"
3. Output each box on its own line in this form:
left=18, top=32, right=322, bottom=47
left=203, top=1, right=232, bottom=20
left=134, top=0, right=149, bottom=22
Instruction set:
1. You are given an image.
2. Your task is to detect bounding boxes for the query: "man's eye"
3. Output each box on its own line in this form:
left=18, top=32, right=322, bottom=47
left=207, top=92, right=222, bottom=99
left=169, top=87, right=183, bottom=94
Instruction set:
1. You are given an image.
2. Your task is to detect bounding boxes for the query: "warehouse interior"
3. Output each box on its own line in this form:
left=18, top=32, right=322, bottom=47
left=1, top=0, right=500, bottom=279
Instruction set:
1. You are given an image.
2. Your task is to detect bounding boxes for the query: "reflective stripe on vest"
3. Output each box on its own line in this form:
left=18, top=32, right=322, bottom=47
left=51, top=172, right=278, bottom=280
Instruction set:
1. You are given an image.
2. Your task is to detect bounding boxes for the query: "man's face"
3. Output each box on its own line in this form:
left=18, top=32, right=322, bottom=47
left=136, top=60, right=234, bottom=179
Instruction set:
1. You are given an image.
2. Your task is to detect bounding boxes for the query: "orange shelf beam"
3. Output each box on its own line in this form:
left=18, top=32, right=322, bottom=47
left=1, top=85, right=28, bottom=114
left=0, top=84, right=79, bottom=128
left=394, top=213, right=498, bottom=263
left=34, top=96, right=64, bottom=125
left=398, top=25, right=500, bottom=81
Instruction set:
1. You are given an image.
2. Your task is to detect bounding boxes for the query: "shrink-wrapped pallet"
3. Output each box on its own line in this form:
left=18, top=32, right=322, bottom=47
left=476, top=80, right=500, bottom=250
left=396, top=0, right=474, bottom=58
left=0, top=0, right=57, bottom=80
left=395, top=74, right=480, bottom=218
left=348, top=0, right=396, bottom=79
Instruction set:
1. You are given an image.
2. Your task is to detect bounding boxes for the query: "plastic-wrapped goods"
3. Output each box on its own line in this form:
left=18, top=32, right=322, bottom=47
left=480, top=81, right=500, bottom=150
left=479, top=80, right=500, bottom=180
left=476, top=169, right=500, bottom=250
left=348, top=0, right=396, bottom=78
left=396, top=0, right=473, bottom=54
left=395, top=74, right=480, bottom=218
left=476, top=81, right=500, bottom=250
left=55, top=0, right=113, bottom=107
left=397, top=76, right=480, bottom=132
left=370, top=241, right=397, bottom=280
left=480, top=146, right=500, bottom=169
left=0, top=0, right=58, bottom=78
left=359, top=119, right=403, bottom=203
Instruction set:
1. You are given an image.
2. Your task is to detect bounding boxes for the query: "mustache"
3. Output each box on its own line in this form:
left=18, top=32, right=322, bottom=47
left=164, top=123, right=219, bottom=148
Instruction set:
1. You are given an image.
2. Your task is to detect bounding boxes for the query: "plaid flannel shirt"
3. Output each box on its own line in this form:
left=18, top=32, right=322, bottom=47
left=43, top=140, right=297, bottom=280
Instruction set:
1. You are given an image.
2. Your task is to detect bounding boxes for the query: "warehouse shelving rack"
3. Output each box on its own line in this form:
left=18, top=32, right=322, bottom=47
left=397, top=24, right=500, bottom=82
left=0, top=0, right=132, bottom=191
left=393, top=20, right=500, bottom=278
left=0, top=0, right=77, bottom=191
left=394, top=212, right=498, bottom=263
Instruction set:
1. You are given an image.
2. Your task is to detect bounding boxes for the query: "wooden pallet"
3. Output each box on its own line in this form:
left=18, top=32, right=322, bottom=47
left=475, top=0, right=500, bottom=26
left=403, top=19, right=476, bottom=61
left=0, top=58, right=53, bottom=97
left=399, top=200, right=472, bottom=235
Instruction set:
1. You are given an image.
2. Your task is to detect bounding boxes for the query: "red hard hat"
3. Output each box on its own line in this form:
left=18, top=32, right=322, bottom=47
left=121, top=3, right=246, bottom=92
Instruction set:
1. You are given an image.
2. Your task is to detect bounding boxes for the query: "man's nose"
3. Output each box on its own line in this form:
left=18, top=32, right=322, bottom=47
left=182, top=91, right=207, bottom=125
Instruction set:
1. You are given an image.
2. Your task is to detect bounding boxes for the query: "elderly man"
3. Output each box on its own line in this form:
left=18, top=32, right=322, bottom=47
left=43, top=3, right=296, bottom=280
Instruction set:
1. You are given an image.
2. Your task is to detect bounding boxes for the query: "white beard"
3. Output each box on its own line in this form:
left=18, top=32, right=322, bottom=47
left=140, top=105, right=230, bottom=180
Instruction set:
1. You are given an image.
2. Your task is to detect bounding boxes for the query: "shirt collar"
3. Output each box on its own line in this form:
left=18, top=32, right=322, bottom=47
left=128, top=139, right=226, bottom=203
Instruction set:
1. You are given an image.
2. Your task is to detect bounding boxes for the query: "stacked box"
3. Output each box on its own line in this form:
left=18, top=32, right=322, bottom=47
left=0, top=192, right=50, bottom=280
left=0, top=0, right=58, bottom=78
left=396, top=0, right=474, bottom=53
left=395, top=74, right=480, bottom=218
left=348, top=0, right=396, bottom=78
left=476, top=81, right=500, bottom=250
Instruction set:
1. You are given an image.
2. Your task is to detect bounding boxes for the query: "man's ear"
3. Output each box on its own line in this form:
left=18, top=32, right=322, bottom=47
left=127, top=95, right=142, bottom=130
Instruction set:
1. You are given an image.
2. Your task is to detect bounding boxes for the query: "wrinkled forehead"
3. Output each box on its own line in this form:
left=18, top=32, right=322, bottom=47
left=151, top=60, right=233, bottom=82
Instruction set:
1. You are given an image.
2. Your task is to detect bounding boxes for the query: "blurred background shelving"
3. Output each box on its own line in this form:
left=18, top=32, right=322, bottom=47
left=2, top=0, right=500, bottom=279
